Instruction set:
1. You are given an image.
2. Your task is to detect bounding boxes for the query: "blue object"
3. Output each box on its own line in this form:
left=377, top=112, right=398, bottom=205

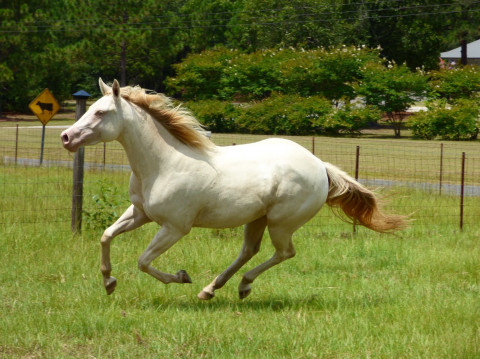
left=72, top=90, right=91, bottom=99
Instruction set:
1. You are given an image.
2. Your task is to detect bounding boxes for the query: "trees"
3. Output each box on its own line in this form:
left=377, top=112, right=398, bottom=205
left=0, top=1, right=77, bottom=111
left=1, top=0, right=479, bottom=112
left=409, top=100, right=479, bottom=140
left=356, top=62, right=428, bottom=137
left=409, top=66, right=480, bottom=140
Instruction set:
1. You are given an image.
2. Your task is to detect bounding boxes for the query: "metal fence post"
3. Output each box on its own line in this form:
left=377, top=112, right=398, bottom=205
left=460, top=152, right=465, bottom=231
left=71, top=90, right=91, bottom=233
left=353, top=145, right=360, bottom=233
left=439, top=143, right=443, bottom=195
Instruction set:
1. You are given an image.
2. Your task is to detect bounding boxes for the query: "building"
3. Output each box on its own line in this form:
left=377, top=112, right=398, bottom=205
left=440, top=39, right=480, bottom=66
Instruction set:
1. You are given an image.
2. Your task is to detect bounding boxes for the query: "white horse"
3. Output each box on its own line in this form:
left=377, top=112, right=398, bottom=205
left=61, top=79, right=407, bottom=300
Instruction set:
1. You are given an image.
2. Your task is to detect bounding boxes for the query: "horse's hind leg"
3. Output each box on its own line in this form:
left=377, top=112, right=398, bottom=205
left=198, top=216, right=267, bottom=300
left=101, top=204, right=151, bottom=295
left=238, top=225, right=296, bottom=299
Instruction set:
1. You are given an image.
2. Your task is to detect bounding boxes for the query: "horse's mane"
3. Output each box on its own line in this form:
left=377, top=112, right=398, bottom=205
left=114, top=85, right=214, bottom=151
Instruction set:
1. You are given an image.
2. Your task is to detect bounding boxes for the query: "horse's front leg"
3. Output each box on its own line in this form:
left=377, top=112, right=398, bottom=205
left=137, top=224, right=192, bottom=285
left=101, top=204, right=151, bottom=294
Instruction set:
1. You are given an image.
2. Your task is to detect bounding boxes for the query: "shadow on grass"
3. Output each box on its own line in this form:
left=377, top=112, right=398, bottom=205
left=143, top=290, right=391, bottom=313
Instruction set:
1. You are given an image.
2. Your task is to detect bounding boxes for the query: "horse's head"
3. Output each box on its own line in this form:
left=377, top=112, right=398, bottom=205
left=61, top=78, right=125, bottom=152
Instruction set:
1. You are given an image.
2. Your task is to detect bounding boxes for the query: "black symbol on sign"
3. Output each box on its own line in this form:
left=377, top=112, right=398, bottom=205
left=36, top=101, right=53, bottom=114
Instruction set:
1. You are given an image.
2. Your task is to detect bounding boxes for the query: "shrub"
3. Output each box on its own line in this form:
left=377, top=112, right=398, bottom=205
left=324, top=105, right=381, bottom=135
left=165, top=47, right=241, bottom=100
left=357, top=62, right=428, bottom=137
left=409, top=99, right=480, bottom=140
left=187, top=100, right=238, bottom=133
left=280, top=45, right=381, bottom=102
left=408, top=110, right=436, bottom=140
left=166, top=46, right=382, bottom=103
left=83, top=180, right=128, bottom=231
left=218, top=50, right=284, bottom=101
left=235, top=94, right=333, bottom=135
left=429, top=65, right=480, bottom=101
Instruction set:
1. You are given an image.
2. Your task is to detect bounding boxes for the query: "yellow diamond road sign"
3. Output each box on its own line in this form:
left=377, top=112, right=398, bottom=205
left=28, top=88, right=60, bottom=125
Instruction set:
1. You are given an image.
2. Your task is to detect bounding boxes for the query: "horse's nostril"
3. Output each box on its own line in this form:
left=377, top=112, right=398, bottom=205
left=61, top=133, right=69, bottom=143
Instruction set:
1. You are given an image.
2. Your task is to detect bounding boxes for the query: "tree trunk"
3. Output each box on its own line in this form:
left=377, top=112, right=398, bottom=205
left=120, top=7, right=128, bottom=86
left=120, top=40, right=126, bottom=86
left=387, top=112, right=402, bottom=137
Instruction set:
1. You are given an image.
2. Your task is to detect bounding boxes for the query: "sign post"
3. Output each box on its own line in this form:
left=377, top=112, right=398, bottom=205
left=28, top=88, right=60, bottom=165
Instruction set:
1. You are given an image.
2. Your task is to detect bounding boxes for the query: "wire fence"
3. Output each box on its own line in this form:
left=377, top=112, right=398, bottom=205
left=1, top=124, right=479, bottom=234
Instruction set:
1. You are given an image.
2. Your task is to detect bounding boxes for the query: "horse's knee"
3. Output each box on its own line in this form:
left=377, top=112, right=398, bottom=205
left=277, top=247, right=296, bottom=261
left=101, top=232, right=113, bottom=246
left=243, top=244, right=261, bottom=259
left=137, top=257, right=149, bottom=272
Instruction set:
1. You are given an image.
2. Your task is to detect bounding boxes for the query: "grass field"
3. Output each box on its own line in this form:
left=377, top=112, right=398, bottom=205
left=1, top=165, right=480, bottom=358
left=1, top=119, right=480, bottom=358
left=1, top=208, right=479, bottom=358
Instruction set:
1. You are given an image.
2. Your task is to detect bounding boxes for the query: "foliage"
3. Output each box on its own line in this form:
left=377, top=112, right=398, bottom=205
left=83, top=180, right=128, bottom=231
left=325, top=105, right=382, bottom=135
left=166, top=46, right=381, bottom=102
left=234, top=94, right=332, bottom=135
left=409, top=99, right=480, bottom=140
left=280, top=46, right=382, bottom=101
left=186, top=99, right=238, bottom=133
left=356, top=62, right=428, bottom=137
left=218, top=50, right=284, bottom=101
left=1, top=0, right=480, bottom=112
left=188, top=95, right=380, bottom=136
left=165, top=47, right=238, bottom=100
left=428, top=66, right=480, bottom=102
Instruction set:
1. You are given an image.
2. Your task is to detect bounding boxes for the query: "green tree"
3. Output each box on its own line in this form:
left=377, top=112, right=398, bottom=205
left=0, top=1, right=76, bottom=111
left=357, top=62, right=428, bottom=137
left=428, top=65, right=480, bottom=102
left=409, top=99, right=480, bottom=140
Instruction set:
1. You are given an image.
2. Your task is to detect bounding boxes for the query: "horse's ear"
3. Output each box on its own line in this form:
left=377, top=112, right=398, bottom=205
left=99, top=78, right=110, bottom=96
left=112, top=79, right=120, bottom=99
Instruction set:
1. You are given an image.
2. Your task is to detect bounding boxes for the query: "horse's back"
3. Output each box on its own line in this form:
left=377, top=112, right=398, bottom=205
left=203, top=138, right=329, bottom=229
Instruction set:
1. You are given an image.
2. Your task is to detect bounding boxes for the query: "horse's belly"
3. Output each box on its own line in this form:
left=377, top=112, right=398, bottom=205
left=193, top=196, right=267, bottom=228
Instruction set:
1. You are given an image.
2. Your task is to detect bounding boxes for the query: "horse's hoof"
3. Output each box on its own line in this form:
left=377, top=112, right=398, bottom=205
left=197, top=290, right=214, bottom=301
left=177, top=270, right=192, bottom=284
left=105, top=276, right=117, bottom=295
left=239, top=288, right=251, bottom=300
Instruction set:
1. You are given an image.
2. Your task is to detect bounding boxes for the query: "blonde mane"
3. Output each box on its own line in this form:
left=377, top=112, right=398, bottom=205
left=113, top=85, right=213, bottom=151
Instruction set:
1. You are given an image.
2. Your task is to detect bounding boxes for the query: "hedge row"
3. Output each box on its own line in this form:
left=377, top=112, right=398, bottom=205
left=167, top=46, right=381, bottom=102
left=408, top=99, right=480, bottom=140
left=169, top=47, right=480, bottom=139
left=187, top=95, right=381, bottom=136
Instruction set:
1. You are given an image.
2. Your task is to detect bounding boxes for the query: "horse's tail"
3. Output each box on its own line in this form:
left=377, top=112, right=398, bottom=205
left=324, top=162, right=408, bottom=233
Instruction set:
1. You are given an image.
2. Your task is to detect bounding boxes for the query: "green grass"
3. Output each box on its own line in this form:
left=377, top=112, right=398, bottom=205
left=1, top=127, right=479, bottom=357
left=1, top=127, right=480, bottom=188
left=1, top=218, right=479, bottom=358
left=1, top=166, right=480, bottom=358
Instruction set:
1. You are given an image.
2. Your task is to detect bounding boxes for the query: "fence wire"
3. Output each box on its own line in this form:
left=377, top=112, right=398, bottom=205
left=1, top=124, right=479, bottom=234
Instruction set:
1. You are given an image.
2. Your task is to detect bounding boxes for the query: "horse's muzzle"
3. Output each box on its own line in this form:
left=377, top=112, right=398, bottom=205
left=60, top=128, right=79, bottom=152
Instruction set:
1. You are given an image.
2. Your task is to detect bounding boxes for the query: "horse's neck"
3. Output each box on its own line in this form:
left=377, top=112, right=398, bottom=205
left=117, top=111, right=204, bottom=180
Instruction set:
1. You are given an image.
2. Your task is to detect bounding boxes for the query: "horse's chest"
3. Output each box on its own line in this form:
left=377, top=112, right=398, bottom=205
left=140, top=180, right=202, bottom=224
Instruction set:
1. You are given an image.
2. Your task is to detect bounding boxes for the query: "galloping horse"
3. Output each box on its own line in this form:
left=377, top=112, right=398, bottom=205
left=61, top=79, right=407, bottom=300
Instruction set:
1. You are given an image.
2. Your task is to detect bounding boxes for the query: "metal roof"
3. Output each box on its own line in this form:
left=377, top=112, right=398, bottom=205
left=441, top=39, right=480, bottom=59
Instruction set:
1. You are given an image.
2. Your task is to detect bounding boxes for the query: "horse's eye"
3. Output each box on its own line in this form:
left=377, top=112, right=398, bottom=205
left=96, top=110, right=105, bottom=116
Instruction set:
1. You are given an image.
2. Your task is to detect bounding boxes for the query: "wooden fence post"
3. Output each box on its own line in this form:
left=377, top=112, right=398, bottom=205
left=71, top=90, right=91, bottom=233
